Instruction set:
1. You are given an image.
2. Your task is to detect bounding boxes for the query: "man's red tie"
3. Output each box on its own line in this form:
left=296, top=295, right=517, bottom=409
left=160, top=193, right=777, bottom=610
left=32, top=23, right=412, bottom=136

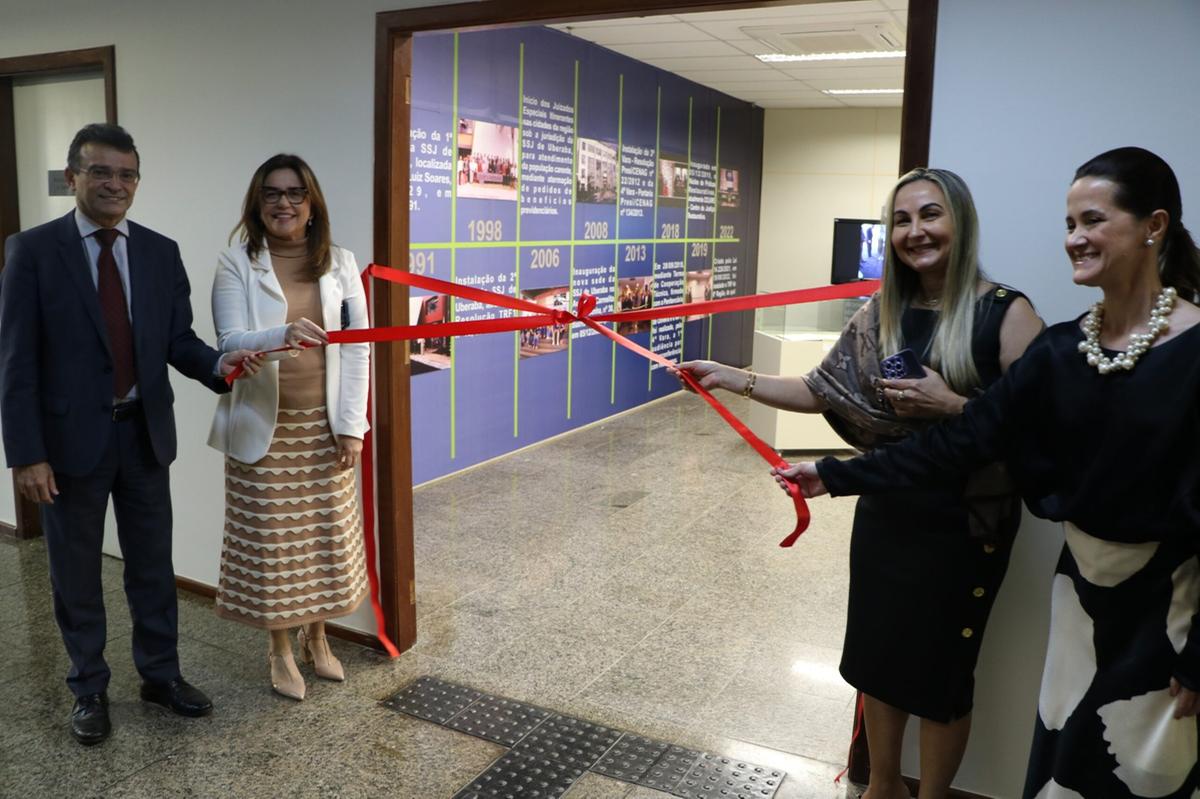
left=95, top=228, right=137, bottom=397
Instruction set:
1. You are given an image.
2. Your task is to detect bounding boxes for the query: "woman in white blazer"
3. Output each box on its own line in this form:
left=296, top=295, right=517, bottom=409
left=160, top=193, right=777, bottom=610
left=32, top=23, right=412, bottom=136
left=208, top=154, right=370, bottom=700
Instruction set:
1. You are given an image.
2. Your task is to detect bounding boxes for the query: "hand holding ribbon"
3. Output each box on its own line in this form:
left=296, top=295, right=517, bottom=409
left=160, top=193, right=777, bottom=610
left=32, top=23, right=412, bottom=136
left=772, top=461, right=829, bottom=499
left=220, top=349, right=267, bottom=381
left=223, top=343, right=312, bottom=384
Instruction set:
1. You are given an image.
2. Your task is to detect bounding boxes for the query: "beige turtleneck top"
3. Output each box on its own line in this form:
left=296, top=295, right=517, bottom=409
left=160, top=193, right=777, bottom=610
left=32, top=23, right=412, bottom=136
left=267, top=235, right=327, bottom=410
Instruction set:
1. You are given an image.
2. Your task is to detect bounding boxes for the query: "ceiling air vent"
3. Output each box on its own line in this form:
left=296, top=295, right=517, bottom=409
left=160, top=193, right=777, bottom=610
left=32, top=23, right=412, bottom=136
left=743, top=21, right=905, bottom=56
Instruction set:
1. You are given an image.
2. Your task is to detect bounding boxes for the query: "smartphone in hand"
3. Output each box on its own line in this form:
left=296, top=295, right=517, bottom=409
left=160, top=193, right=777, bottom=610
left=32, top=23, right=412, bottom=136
left=880, top=348, right=925, bottom=380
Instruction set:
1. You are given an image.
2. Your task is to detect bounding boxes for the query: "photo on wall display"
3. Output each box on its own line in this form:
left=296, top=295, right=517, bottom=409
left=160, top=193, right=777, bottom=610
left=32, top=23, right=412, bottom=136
left=576, top=137, right=617, bottom=204
left=718, top=167, right=740, bottom=208
left=519, top=287, right=570, bottom=358
left=657, top=154, right=688, bottom=201
left=859, top=222, right=885, bottom=280
left=409, top=294, right=452, bottom=374
left=457, top=118, right=519, bottom=200
left=684, top=269, right=712, bottom=320
left=615, top=275, right=654, bottom=334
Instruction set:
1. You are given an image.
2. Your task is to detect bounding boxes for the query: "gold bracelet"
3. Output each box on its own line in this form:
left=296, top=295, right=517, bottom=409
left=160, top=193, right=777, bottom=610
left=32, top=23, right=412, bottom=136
left=742, top=370, right=757, bottom=398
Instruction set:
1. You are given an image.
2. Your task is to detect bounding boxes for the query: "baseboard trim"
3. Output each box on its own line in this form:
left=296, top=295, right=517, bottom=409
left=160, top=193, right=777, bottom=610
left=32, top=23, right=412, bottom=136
left=324, top=623, right=388, bottom=650
left=173, top=575, right=390, bottom=652
left=0, top=520, right=18, bottom=538
left=175, top=575, right=216, bottom=599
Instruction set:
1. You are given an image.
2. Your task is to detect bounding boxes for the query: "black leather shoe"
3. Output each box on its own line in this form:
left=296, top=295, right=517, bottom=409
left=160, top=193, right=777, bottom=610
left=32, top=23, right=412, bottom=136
left=70, top=692, right=111, bottom=745
left=139, top=677, right=213, bottom=717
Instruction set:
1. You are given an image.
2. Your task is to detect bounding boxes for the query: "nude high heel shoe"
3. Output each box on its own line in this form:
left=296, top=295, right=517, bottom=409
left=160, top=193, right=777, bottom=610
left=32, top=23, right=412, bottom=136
left=298, top=627, right=345, bottom=682
left=268, top=649, right=306, bottom=700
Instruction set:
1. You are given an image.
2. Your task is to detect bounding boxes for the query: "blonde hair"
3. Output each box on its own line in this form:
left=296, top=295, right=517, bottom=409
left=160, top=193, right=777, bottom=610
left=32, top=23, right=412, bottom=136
left=878, top=168, right=983, bottom=394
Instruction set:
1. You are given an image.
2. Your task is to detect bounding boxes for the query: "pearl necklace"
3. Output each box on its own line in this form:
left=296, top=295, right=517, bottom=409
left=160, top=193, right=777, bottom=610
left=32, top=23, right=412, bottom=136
left=1077, top=286, right=1176, bottom=374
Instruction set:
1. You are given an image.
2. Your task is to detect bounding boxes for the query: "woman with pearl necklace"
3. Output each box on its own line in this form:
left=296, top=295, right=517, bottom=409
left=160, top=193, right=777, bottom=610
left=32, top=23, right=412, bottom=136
left=786, top=146, right=1200, bottom=797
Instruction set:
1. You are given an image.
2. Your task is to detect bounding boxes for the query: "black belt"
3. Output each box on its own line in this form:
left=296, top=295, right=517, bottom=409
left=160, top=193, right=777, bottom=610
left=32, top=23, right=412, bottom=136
left=111, top=400, right=142, bottom=422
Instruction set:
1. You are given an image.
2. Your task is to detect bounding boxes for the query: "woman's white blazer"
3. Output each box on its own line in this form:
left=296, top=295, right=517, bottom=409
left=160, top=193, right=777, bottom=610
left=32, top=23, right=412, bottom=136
left=207, top=242, right=370, bottom=464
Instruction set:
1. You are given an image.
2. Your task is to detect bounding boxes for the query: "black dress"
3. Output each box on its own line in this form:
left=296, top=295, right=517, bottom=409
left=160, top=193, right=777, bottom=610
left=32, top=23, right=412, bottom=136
left=820, top=317, right=1200, bottom=798
left=840, top=287, right=1023, bottom=723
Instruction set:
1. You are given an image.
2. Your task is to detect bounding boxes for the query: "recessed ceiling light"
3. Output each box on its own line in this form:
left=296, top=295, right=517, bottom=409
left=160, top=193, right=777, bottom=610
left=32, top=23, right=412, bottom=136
left=756, top=50, right=905, bottom=63
left=822, top=88, right=904, bottom=95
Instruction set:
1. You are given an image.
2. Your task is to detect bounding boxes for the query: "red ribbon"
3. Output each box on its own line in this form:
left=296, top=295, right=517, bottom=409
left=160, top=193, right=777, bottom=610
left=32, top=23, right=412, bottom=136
left=222, top=266, right=877, bottom=653
left=355, top=270, right=400, bottom=658
left=352, top=265, right=878, bottom=547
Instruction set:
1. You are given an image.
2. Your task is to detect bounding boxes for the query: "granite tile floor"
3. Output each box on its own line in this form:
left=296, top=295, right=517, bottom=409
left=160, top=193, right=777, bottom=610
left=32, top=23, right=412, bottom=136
left=0, top=392, right=863, bottom=798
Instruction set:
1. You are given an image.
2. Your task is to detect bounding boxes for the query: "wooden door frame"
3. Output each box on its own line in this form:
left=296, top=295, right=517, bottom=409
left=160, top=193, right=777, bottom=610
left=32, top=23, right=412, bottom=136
left=373, top=0, right=937, bottom=783
left=0, top=45, right=117, bottom=540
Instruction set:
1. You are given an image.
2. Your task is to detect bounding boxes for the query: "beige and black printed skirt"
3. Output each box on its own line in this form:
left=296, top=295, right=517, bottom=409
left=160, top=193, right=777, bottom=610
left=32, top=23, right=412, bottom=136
left=216, top=407, right=367, bottom=629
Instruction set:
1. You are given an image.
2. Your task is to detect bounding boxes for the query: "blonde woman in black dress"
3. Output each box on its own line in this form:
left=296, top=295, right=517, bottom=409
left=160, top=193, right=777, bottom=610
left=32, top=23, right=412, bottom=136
left=677, top=168, right=1043, bottom=798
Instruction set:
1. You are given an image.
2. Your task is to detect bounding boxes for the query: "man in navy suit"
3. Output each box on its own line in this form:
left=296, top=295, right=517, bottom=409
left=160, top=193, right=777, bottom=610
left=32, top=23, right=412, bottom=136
left=0, top=123, right=260, bottom=745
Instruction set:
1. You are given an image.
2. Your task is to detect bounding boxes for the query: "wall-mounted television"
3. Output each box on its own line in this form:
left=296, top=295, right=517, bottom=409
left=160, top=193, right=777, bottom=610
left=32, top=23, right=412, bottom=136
left=831, top=218, right=886, bottom=284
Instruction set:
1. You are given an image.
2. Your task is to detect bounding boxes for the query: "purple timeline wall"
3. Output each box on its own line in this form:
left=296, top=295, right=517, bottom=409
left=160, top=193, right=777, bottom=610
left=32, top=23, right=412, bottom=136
left=408, top=25, right=764, bottom=484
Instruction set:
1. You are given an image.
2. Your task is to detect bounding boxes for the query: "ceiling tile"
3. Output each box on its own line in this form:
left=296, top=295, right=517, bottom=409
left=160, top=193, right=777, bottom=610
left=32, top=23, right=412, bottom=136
left=705, top=80, right=826, bottom=92
left=754, top=96, right=848, bottom=109
left=811, top=76, right=904, bottom=90
left=604, top=40, right=744, bottom=60
left=678, top=2, right=891, bottom=23
left=547, top=17, right=681, bottom=31
left=673, top=68, right=797, bottom=83
left=834, top=94, right=905, bottom=107
left=725, top=38, right=774, bottom=57
left=775, top=64, right=905, bottom=80
left=555, top=22, right=711, bottom=44
left=743, top=87, right=834, bottom=98
left=685, top=10, right=903, bottom=37
left=636, top=54, right=766, bottom=72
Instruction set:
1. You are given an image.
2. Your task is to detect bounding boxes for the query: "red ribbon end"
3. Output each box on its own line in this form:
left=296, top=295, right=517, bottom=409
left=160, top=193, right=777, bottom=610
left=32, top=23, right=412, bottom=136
left=777, top=479, right=810, bottom=547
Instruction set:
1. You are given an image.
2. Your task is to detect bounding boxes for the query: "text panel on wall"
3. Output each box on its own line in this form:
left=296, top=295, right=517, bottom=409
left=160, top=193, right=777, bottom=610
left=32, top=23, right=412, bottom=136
left=408, top=26, right=761, bottom=484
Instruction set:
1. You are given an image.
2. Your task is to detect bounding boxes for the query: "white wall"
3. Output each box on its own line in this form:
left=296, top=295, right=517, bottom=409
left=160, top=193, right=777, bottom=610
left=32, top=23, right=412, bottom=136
left=0, top=0, right=447, bottom=633
left=757, top=107, right=900, bottom=296
left=911, top=1, right=1200, bottom=795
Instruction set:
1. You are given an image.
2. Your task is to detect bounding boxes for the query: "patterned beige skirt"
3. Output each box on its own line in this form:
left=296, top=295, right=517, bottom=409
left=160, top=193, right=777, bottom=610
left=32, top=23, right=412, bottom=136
left=216, top=407, right=367, bottom=629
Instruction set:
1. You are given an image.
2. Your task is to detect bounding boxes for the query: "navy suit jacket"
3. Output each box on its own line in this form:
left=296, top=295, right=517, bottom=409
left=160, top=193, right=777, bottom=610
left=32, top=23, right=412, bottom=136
left=0, top=211, right=229, bottom=476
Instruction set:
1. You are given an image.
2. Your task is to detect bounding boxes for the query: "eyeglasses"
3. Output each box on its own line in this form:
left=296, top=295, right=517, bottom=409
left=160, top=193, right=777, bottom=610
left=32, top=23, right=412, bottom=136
left=261, top=187, right=309, bottom=205
left=74, top=165, right=140, bottom=184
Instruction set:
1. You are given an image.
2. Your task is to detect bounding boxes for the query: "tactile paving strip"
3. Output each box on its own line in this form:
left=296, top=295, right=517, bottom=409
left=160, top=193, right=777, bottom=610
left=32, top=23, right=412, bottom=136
left=447, top=695, right=553, bottom=746
left=511, top=713, right=623, bottom=770
left=451, top=750, right=587, bottom=799
left=381, top=675, right=483, bottom=724
left=384, top=677, right=787, bottom=798
left=591, top=732, right=670, bottom=782
left=672, top=752, right=785, bottom=799
left=637, top=744, right=703, bottom=793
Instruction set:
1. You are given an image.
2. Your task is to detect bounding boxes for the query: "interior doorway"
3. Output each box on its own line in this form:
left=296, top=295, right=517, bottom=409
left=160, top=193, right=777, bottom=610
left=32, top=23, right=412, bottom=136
left=369, top=0, right=936, bottom=658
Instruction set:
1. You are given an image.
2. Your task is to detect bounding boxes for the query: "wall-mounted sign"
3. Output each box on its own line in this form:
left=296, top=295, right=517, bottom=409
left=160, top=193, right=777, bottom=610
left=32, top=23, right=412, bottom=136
left=47, top=170, right=70, bottom=196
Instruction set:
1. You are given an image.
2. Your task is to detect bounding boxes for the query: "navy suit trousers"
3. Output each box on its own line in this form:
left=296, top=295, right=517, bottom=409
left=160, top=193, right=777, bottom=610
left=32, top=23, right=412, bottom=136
left=42, top=408, right=179, bottom=697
